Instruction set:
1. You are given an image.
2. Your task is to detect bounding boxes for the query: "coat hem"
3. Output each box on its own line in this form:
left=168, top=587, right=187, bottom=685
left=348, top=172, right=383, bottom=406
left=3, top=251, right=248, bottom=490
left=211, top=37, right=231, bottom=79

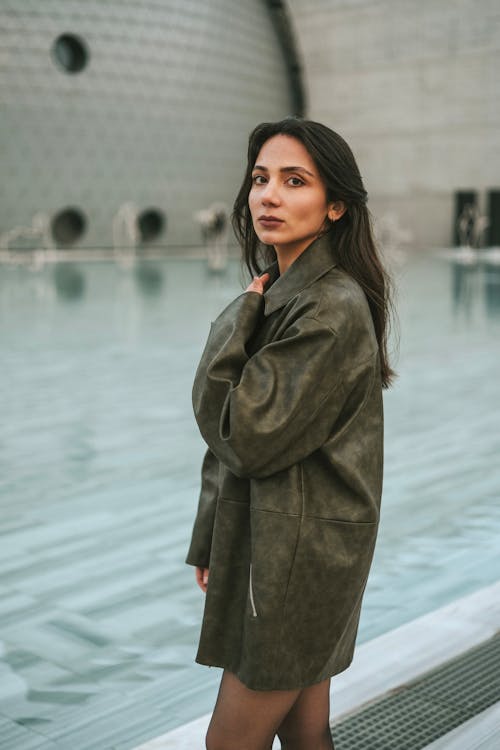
left=194, top=654, right=355, bottom=692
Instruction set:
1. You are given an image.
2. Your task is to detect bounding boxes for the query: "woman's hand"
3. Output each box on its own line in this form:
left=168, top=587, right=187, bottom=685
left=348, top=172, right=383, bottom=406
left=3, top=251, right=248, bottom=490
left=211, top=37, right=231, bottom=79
left=196, top=566, right=209, bottom=593
left=245, top=272, right=270, bottom=295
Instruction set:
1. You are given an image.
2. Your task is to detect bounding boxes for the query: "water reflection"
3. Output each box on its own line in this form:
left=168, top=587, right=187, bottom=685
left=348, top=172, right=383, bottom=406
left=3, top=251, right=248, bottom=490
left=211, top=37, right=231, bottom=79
left=484, top=263, right=500, bottom=318
left=53, top=263, right=85, bottom=300
left=134, top=263, right=164, bottom=295
left=51, top=260, right=168, bottom=300
left=451, top=258, right=477, bottom=319
left=451, top=251, right=500, bottom=319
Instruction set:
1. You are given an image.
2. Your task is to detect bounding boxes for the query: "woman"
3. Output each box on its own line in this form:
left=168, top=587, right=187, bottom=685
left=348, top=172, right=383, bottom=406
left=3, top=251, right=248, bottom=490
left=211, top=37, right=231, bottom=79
left=186, top=117, right=395, bottom=750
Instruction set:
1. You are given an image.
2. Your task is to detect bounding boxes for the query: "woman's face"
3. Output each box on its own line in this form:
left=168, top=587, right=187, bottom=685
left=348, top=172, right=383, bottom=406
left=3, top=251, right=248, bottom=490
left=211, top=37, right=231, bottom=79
left=248, top=134, right=335, bottom=259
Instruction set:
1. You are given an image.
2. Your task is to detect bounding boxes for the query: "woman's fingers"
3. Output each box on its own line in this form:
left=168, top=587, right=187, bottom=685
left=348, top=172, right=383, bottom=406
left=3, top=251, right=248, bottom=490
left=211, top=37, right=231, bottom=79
left=195, top=566, right=209, bottom=593
left=245, top=272, right=270, bottom=295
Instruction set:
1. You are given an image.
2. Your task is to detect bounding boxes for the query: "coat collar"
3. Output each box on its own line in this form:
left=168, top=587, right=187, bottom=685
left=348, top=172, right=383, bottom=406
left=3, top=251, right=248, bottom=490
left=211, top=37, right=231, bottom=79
left=262, top=232, right=337, bottom=316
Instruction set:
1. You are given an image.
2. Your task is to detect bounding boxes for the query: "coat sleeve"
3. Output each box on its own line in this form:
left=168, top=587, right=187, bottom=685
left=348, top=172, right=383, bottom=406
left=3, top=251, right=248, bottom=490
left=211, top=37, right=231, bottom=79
left=185, top=448, right=220, bottom=567
left=192, top=291, right=355, bottom=479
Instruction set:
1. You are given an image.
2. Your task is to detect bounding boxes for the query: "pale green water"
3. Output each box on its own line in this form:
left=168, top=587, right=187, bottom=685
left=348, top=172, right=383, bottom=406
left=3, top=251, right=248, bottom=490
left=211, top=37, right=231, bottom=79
left=1, top=250, right=499, bottom=748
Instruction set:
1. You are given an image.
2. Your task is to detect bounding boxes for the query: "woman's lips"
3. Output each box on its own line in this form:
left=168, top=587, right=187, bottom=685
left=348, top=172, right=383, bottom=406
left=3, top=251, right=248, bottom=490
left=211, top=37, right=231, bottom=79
left=258, top=217, right=284, bottom=228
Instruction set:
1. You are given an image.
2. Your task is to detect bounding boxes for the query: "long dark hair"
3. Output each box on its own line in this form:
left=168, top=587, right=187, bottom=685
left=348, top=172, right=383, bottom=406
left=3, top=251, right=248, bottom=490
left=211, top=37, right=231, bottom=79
left=232, top=117, right=396, bottom=388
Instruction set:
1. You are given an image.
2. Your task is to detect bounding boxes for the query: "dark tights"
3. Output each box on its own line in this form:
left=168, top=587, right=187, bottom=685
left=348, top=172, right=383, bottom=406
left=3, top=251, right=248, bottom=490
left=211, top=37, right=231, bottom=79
left=206, top=670, right=335, bottom=750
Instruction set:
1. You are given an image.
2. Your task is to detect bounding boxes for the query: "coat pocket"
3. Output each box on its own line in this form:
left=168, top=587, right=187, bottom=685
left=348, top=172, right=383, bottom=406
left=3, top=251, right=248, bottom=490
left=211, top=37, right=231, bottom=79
left=280, top=516, right=378, bottom=669
left=249, top=508, right=302, bottom=621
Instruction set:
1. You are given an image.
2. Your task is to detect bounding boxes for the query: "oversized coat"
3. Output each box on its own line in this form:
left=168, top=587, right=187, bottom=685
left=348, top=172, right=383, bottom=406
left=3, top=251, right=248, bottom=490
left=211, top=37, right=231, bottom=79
left=185, top=232, right=383, bottom=691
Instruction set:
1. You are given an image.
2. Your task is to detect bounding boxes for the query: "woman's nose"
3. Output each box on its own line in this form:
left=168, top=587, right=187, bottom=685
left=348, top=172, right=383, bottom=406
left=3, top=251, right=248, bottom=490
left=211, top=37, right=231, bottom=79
left=261, top=180, right=281, bottom=205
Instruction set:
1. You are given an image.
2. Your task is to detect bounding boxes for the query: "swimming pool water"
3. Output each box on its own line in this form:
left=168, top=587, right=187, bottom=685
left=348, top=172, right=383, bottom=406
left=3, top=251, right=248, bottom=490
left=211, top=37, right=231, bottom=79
left=1, top=250, right=499, bottom=748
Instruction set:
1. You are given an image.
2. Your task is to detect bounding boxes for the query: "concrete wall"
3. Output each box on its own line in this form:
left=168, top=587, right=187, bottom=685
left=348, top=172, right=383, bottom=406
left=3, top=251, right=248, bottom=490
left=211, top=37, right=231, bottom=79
left=287, top=0, right=500, bottom=247
left=0, top=0, right=294, bottom=250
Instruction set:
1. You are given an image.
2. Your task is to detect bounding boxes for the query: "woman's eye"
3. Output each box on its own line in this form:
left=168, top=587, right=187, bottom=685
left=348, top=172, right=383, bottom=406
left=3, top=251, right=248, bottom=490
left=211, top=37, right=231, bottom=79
left=252, top=175, right=267, bottom=185
left=288, top=176, right=304, bottom=186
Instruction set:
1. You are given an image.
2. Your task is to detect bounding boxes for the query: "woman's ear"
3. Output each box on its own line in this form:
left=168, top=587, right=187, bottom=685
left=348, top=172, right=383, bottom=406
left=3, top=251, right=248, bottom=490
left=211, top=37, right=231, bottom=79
left=327, top=201, right=347, bottom=222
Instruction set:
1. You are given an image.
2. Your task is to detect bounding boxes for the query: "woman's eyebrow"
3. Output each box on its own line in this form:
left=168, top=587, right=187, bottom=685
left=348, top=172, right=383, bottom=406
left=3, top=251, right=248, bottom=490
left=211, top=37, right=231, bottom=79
left=252, top=165, right=315, bottom=177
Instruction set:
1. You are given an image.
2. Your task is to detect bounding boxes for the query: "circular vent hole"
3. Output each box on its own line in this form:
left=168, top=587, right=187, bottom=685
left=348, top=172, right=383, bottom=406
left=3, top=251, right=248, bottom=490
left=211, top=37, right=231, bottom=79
left=51, top=207, right=87, bottom=246
left=52, top=34, right=89, bottom=73
left=137, top=209, right=165, bottom=243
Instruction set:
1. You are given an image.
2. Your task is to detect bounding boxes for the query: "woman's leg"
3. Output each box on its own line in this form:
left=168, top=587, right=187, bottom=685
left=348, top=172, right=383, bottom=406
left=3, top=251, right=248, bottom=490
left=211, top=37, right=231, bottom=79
left=206, top=669, right=301, bottom=750
left=276, top=677, right=334, bottom=750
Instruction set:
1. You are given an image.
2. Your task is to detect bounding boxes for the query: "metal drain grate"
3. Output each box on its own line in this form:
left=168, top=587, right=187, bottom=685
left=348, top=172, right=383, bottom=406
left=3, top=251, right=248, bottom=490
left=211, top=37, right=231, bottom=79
left=331, top=632, right=500, bottom=750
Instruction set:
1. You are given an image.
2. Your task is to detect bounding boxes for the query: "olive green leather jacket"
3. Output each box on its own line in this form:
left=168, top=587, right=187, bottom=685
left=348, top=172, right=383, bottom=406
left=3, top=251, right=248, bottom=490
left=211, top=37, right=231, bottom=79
left=186, top=233, right=383, bottom=690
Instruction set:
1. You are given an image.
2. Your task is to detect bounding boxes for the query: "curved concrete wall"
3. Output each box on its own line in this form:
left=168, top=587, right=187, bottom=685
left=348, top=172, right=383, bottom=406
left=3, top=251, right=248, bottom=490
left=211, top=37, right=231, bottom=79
left=0, top=1, right=296, bottom=249
left=288, top=0, right=500, bottom=246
